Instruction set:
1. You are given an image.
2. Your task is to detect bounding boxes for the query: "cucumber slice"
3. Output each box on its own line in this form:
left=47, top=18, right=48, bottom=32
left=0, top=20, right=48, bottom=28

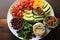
left=42, top=3, right=45, bottom=8
left=43, top=4, right=50, bottom=12
left=44, top=11, right=50, bottom=17
left=43, top=4, right=51, bottom=17
left=43, top=2, right=48, bottom=9
left=45, top=7, right=51, bottom=14
left=45, top=7, right=50, bottom=12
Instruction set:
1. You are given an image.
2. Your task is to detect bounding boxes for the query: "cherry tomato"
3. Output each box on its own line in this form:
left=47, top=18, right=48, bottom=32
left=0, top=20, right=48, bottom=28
left=12, top=8, right=18, bottom=13
left=14, top=4, right=20, bottom=8
left=19, top=6, right=23, bottom=9
left=20, top=2, right=24, bottom=7
left=29, top=2, right=33, bottom=6
left=17, top=13, right=20, bottom=17
left=26, top=7, right=30, bottom=10
left=12, top=13, right=16, bottom=16
left=26, top=1, right=30, bottom=4
left=17, top=10, right=23, bottom=17
left=19, top=13, right=22, bottom=17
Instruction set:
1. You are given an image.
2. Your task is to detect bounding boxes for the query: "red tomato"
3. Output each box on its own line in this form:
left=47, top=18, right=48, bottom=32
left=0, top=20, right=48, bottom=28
left=12, top=13, right=16, bottom=16
left=18, top=10, right=22, bottom=13
left=29, top=2, right=33, bottom=6
left=26, top=1, right=30, bottom=4
left=17, top=10, right=23, bottom=17
left=15, top=5, right=20, bottom=10
left=17, top=13, right=20, bottom=17
left=19, top=13, right=22, bottom=17
left=25, top=4, right=28, bottom=7
left=26, top=7, right=30, bottom=10
left=12, top=8, right=18, bottom=13
left=20, top=2, right=24, bottom=7
left=19, top=6, right=23, bottom=9
left=14, top=4, right=19, bottom=8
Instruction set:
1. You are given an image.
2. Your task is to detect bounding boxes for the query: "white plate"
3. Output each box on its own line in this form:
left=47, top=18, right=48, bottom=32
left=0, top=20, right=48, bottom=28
left=7, top=0, right=54, bottom=40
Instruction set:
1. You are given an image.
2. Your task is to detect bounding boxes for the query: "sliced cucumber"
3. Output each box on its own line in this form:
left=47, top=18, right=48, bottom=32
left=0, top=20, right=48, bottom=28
left=43, top=5, right=51, bottom=17
left=44, top=11, right=50, bottom=17
left=43, top=4, right=50, bottom=12
left=45, top=7, right=51, bottom=14
left=43, top=2, right=48, bottom=9
left=45, top=7, right=50, bottom=12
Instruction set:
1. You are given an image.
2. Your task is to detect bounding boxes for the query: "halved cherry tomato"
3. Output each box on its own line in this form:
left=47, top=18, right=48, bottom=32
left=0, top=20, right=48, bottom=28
left=26, top=7, right=30, bottom=10
left=12, top=8, right=18, bottom=13
left=14, top=4, right=20, bottom=8
left=26, top=1, right=30, bottom=4
left=20, top=2, right=24, bottom=7
left=12, top=13, right=16, bottom=16
left=17, top=10, right=23, bottom=17
left=19, top=13, right=23, bottom=17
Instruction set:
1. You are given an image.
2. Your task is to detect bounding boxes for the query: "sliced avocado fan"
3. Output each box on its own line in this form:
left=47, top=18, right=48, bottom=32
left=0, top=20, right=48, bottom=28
left=23, top=10, right=44, bottom=22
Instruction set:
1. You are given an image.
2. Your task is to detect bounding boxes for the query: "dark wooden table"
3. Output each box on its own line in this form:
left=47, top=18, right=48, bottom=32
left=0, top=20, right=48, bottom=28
left=0, top=0, right=60, bottom=40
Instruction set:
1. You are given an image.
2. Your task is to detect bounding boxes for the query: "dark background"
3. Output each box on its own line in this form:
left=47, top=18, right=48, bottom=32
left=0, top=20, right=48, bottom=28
left=0, top=0, right=15, bottom=19
left=0, top=0, right=60, bottom=40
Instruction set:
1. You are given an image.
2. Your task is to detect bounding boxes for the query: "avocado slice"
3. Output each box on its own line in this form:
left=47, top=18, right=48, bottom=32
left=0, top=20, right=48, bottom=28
left=34, top=15, right=44, bottom=18
left=27, top=18, right=44, bottom=22
left=35, top=18, right=44, bottom=21
left=23, top=16, right=34, bottom=21
left=25, top=10, right=32, bottom=14
left=23, top=13, right=33, bottom=17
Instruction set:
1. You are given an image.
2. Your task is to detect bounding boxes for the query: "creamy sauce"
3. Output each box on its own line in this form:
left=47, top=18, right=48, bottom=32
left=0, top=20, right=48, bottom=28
left=33, top=23, right=45, bottom=36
